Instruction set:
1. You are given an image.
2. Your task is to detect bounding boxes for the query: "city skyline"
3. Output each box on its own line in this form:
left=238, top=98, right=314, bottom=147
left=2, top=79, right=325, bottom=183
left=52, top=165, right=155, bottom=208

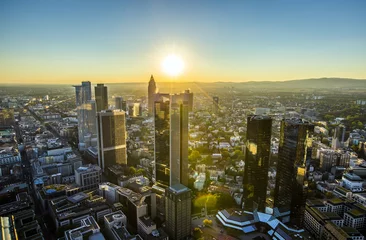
left=1, top=0, right=366, bottom=84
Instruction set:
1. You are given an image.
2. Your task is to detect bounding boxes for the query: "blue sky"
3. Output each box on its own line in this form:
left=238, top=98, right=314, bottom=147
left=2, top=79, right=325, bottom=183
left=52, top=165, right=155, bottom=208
left=1, top=0, right=365, bottom=83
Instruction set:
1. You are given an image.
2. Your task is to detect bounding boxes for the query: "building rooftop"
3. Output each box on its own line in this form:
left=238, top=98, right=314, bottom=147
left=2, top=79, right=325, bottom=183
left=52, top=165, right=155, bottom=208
left=67, top=192, right=89, bottom=204
left=343, top=173, right=363, bottom=181
left=169, top=183, right=189, bottom=194
left=328, top=198, right=344, bottom=205
left=347, top=209, right=365, bottom=218
left=139, top=216, right=155, bottom=228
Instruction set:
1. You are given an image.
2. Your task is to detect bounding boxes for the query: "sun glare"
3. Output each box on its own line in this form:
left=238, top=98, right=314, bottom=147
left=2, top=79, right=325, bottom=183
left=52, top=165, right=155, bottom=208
left=161, top=54, right=184, bottom=77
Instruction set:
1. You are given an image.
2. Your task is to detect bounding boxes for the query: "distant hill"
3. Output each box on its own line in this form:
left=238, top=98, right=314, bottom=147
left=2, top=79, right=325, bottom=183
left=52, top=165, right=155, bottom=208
left=224, top=78, right=366, bottom=89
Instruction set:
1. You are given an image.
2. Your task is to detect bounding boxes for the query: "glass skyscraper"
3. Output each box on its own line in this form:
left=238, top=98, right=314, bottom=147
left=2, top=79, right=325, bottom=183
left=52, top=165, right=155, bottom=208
left=274, top=118, right=314, bottom=227
left=243, top=115, right=272, bottom=212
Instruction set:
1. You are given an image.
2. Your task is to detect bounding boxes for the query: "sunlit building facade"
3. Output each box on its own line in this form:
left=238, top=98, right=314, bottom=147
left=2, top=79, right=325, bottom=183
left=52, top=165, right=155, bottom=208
left=274, top=118, right=314, bottom=227
left=243, top=115, right=272, bottom=212
left=97, top=110, right=127, bottom=170
left=154, top=92, right=190, bottom=188
left=95, top=83, right=108, bottom=112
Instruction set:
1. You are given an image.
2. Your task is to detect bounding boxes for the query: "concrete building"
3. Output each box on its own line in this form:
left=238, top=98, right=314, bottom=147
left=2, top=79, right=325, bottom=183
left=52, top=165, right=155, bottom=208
left=165, top=184, right=191, bottom=240
left=95, top=84, right=108, bottom=112
left=74, top=164, right=102, bottom=189
left=97, top=110, right=127, bottom=170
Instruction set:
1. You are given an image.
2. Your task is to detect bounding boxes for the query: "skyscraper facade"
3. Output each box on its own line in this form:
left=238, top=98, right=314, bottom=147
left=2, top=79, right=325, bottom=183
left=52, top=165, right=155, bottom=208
left=95, top=84, right=108, bottom=112
left=154, top=92, right=190, bottom=187
left=97, top=110, right=127, bottom=170
left=213, top=96, right=219, bottom=113
left=170, top=94, right=189, bottom=187
left=148, top=75, right=156, bottom=116
left=165, top=184, right=191, bottom=240
left=115, top=96, right=123, bottom=110
left=243, top=115, right=272, bottom=212
left=154, top=93, right=170, bottom=187
left=274, top=118, right=314, bottom=227
left=73, top=81, right=93, bottom=150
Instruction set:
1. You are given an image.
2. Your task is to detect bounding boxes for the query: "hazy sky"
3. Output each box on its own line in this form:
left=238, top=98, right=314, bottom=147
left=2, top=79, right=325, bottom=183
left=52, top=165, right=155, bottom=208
left=1, top=0, right=366, bottom=84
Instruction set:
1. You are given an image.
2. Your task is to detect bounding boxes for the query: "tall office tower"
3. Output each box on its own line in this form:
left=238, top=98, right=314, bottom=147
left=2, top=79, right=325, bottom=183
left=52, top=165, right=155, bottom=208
left=154, top=94, right=171, bottom=187
left=274, top=118, right=314, bottom=227
left=165, top=184, right=191, bottom=240
left=332, top=124, right=346, bottom=149
left=81, top=81, right=92, bottom=102
left=86, top=100, right=97, bottom=136
left=73, top=81, right=92, bottom=150
left=243, top=115, right=272, bottom=212
left=133, top=103, right=141, bottom=117
left=148, top=75, right=156, bottom=116
left=97, top=110, right=127, bottom=170
left=213, top=96, right=219, bottom=113
left=154, top=92, right=189, bottom=187
left=184, top=89, right=194, bottom=112
left=95, top=84, right=108, bottom=112
left=170, top=94, right=189, bottom=187
left=115, top=96, right=123, bottom=110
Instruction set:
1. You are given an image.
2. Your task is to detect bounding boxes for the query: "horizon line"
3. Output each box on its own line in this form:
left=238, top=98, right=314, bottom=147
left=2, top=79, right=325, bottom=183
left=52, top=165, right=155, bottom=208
left=1, top=77, right=366, bottom=86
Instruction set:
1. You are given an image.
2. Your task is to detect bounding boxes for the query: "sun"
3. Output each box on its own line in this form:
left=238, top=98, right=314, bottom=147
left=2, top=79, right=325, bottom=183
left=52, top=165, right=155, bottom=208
left=161, top=54, right=184, bottom=77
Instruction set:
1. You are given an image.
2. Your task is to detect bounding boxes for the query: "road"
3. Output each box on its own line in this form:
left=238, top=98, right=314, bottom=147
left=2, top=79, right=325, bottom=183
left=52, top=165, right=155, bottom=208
left=192, top=215, right=238, bottom=240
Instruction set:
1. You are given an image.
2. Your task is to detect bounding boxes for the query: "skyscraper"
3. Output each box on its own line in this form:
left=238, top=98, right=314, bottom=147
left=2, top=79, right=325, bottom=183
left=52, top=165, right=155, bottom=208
left=73, top=81, right=93, bottom=150
left=165, top=184, right=191, bottom=240
left=97, top=110, right=127, bottom=170
left=154, top=92, right=189, bottom=187
left=154, top=93, right=171, bottom=187
left=170, top=94, right=189, bottom=187
left=274, top=118, right=314, bottom=227
left=148, top=75, right=156, bottom=116
left=95, top=84, right=108, bottom=112
left=115, top=96, right=123, bottom=110
left=243, top=115, right=272, bottom=212
left=213, top=96, right=219, bottom=113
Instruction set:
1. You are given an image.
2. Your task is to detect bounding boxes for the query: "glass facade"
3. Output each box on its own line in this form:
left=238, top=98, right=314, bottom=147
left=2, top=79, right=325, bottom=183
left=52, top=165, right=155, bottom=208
left=274, top=118, right=314, bottom=227
left=243, top=115, right=272, bottom=212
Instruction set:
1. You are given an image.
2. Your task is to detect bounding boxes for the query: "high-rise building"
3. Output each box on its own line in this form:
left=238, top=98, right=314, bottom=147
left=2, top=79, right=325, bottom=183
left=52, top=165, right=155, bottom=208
left=274, top=118, right=314, bottom=227
left=243, top=115, right=272, bottom=212
left=97, top=110, right=127, bottom=170
left=148, top=75, right=156, bottom=116
left=154, top=92, right=189, bottom=188
left=115, top=96, right=123, bottom=110
left=154, top=93, right=170, bottom=187
left=95, top=84, right=108, bottom=112
left=73, top=81, right=93, bottom=150
left=165, top=184, right=191, bottom=240
left=170, top=94, right=189, bottom=187
left=213, top=96, right=219, bottom=113
left=184, top=89, right=194, bottom=112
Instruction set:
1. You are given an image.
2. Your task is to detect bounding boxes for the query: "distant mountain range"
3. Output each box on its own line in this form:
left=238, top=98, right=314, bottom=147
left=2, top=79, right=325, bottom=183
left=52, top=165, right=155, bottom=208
left=213, top=78, right=366, bottom=89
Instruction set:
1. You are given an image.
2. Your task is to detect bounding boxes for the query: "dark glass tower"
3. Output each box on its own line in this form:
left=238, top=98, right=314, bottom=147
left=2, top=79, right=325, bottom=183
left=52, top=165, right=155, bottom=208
left=154, top=94, right=171, bottom=187
left=213, top=96, right=219, bottom=113
left=243, top=115, right=272, bottom=212
left=274, top=118, right=314, bottom=227
left=95, top=84, right=108, bottom=112
left=154, top=92, right=189, bottom=188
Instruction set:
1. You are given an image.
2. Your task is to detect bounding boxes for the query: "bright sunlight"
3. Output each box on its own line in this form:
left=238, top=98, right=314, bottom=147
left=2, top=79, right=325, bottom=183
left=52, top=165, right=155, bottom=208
left=161, top=54, right=184, bottom=77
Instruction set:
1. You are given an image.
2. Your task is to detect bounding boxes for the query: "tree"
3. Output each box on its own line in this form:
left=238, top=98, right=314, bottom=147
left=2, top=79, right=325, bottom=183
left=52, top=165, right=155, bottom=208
left=203, top=219, right=213, bottom=226
left=189, top=150, right=201, bottom=163
left=202, top=155, right=213, bottom=165
left=129, top=166, right=136, bottom=175
left=193, top=228, right=203, bottom=239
